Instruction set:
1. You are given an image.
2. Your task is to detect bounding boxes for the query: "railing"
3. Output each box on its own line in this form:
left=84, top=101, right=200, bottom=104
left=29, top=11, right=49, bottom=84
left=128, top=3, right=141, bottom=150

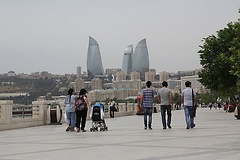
left=12, top=104, right=40, bottom=118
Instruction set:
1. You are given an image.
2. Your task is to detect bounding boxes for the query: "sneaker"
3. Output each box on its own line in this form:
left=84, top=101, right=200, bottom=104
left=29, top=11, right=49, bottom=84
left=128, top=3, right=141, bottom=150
left=191, top=124, right=196, bottom=129
left=163, top=127, right=166, bottom=130
left=149, top=127, right=152, bottom=130
left=167, top=125, right=172, bottom=129
left=77, top=128, right=80, bottom=132
left=65, top=126, right=71, bottom=132
left=144, top=127, right=147, bottom=130
left=81, top=129, right=86, bottom=132
left=186, top=126, right=190, bottom=129
left=70, top=127, right=75, bottom=132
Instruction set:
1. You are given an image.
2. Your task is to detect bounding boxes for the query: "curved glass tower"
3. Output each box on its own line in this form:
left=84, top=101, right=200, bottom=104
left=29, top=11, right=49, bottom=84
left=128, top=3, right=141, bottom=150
left=122, top=45, right=133, bottom=74
left=132, top=39, right=149, bottom=72
left=87, top=36, right=104, bottom=76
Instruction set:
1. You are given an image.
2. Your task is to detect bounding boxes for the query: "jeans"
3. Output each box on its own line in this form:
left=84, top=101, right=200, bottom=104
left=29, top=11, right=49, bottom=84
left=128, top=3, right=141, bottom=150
left=144, top=108, right=153, bottom=128
left=184, top=105, right=194, bottom=127
left=75, top=109, right=88, bottom=130
left=66, top=111, right=76, bottom=128
left=160, top=105, right=172, bottom=128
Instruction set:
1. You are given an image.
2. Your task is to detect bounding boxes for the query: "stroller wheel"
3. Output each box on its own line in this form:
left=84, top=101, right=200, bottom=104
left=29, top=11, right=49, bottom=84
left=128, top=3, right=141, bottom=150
left=106, top=127, right=108, bottom=131
left=90, top=128, right=93, bottom=132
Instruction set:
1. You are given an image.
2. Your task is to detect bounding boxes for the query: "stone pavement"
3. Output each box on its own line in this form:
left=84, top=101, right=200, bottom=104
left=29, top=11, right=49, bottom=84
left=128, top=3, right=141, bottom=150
left=0, top=108, right=240, bottom=160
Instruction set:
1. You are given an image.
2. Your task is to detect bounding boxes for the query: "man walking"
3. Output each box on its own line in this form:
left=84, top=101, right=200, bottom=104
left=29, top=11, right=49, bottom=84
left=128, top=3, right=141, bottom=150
left=109, top=98, right=116, bottom=118
left=157, top=81, right=173, bottom=129
left=140, top=81, right=154, bottom=130
left=181, top=81, right=197, bottom=129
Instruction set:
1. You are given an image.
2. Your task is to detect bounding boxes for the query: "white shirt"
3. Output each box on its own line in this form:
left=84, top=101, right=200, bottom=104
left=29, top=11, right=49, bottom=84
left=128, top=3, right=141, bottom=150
left=182, top=87, right=196, bottom=106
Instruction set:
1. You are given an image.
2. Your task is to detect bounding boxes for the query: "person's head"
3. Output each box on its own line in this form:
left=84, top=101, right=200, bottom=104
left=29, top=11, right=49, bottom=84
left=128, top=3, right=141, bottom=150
left=79, top=89, right=87, bottom=96
left=185, top=81, right=191, bottom=87
left=67, top=88, right=74, bottom=95
left=162, top=81, right=168, bottom=87
left=146, top=81, right=152, bottom=88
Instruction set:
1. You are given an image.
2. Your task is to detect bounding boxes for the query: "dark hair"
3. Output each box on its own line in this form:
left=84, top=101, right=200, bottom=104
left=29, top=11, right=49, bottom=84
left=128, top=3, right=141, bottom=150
left=185, top=81, right=191, bottom=87
left=146, top=81, right=152, bottom=88
left=79, top=89, right=87, bottom=96
left=68, top=88, right=74, bottom=95
left=162, top=81, right=168, bottom=87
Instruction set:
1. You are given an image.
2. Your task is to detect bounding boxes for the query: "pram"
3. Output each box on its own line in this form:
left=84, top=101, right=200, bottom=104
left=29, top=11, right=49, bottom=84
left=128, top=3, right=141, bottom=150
left=90, top=103, right=108, bottom=132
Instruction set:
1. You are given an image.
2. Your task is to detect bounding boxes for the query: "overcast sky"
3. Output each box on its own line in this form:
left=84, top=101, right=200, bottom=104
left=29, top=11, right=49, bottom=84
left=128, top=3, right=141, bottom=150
left=0, top=0, right=239, bottom=75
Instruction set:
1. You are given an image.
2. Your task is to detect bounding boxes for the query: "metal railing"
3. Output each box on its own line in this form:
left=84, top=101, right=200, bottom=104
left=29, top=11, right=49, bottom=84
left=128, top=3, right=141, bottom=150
left=12, top=104, right=39, bottom=118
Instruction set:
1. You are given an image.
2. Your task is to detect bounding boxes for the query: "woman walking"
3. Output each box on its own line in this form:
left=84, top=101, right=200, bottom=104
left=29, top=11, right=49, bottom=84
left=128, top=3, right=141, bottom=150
left=64, top=88, right=76, bottom=132
left=75, top=89, right=89, bottom=132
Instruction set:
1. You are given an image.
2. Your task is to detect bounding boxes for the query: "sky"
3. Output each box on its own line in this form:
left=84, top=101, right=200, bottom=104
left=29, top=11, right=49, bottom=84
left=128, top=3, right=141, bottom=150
left=0, top=0, right=239, bottom=75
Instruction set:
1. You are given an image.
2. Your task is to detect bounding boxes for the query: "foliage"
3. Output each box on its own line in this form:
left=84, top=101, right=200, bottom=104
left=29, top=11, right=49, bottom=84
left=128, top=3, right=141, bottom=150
left=198, top=19, right=240, bottom=98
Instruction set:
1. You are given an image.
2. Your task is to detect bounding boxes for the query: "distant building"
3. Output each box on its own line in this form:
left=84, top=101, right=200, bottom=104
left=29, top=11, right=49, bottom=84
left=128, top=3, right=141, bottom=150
left=87, top=36, right=104, bottom=76
left=7, top=71, right=16, bottom=76
left=91, top=78, right=102, bottom=90
left=116, top=71, right=126, bottom=81
left=113, top=80, right=142, bottom=92
left=75, top=78, right=85, bottom=92
left=88, top=88, right=138, bottom=102
left=132, top=39, right=149, bottom=72
left=130, top=71, right=140, bottom=80
left=181, top=75, right=205, bottom=93
left=122, top=45, right=133, bottom=74
left=160, top=71, right=170, bottom=82
left=145, top=70, right=155, bottom=82
left=76, top=66, right=81, bottom=78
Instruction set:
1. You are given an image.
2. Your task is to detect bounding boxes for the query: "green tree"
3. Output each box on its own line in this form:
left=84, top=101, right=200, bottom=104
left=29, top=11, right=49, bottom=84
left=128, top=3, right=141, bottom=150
left=198, top=19, right=240, bottom=98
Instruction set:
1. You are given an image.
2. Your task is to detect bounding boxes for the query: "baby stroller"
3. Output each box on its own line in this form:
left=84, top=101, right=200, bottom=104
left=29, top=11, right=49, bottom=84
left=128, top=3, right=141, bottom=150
left=90, top=103, right=108, bottom=132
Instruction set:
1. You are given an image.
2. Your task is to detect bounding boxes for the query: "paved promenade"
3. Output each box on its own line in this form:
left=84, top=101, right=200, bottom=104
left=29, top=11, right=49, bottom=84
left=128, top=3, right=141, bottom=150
left=0, top=108, right=240, bottom=160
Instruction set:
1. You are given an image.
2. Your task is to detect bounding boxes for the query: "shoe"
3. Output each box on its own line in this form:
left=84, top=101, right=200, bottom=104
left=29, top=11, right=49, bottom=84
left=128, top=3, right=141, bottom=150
left=186, top=127, right=190, bottom=129
left=65, top=126, right=71, bottom=132
left=149, top=127, right=152, bottom=130
left=163, top=127, right=166, bottom=130
left=70, top=127, right=75, bottom=132
left=81, top=129, right=86, bottom=132
left=144, top=127, right=147, bottom=130
left=167, top=125, right=172, bottom=129
left=191, top=124, right=196, bottom=129
left=77, top=128, right=80, bottom=132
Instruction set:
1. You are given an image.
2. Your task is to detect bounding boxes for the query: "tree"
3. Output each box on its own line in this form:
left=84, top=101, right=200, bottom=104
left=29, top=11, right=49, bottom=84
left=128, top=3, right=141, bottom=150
left=198, top=19, right=240, bottom=99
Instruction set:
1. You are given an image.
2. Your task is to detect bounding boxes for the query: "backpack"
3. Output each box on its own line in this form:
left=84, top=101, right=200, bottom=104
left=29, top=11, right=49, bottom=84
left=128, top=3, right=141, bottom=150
left=75, top=96, right=87, bottom=111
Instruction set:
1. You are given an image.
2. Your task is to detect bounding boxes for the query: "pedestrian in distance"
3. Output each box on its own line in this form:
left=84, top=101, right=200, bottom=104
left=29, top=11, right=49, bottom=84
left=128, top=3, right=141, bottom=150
left=108, top=98, right=116, bottom=118
left=140, top=81, right=154, bottom=130
left=74, top=89, right=89, bottom=132
left=157, top=81, right=173, bottom=129
left=181, top=81, right=197, bottom=129
left=64, top=88, right=76, bottom=132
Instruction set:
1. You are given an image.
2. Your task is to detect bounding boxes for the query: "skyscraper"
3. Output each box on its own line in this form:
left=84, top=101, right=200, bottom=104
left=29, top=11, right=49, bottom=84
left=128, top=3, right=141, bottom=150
left=76, top=66, right=81, bottom=78
left=132, top=39, right=149, bottom=72
left=87, top=36, right=104, bottom=76
left=122, top=45, right=133, bottom=74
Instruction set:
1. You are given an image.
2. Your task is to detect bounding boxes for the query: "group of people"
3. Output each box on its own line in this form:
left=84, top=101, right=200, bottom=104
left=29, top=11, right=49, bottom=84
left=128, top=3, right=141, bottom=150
left=140, top=80, right=197, bottom=130
left=64, top=80, right=197, bottom=132
left=64, top=88, right=89, bottom=132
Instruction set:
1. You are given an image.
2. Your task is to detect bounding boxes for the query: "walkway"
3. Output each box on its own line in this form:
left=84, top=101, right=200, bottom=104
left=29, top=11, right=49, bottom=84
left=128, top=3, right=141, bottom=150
left=0, top=108, right=240, bottom=160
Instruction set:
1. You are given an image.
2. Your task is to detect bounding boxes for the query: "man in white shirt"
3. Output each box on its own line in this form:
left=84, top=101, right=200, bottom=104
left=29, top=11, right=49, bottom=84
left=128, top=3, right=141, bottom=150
left=181, top=81, right=197, bottom=129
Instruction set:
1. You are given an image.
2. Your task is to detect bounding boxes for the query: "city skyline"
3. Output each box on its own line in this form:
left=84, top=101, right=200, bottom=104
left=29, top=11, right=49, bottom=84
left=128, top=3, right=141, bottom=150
left=0, top=0, right=239, bottom=75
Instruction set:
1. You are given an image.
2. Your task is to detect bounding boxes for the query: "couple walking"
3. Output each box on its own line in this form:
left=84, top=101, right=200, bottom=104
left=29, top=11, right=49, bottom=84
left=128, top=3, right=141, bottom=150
left=64, top=88, right=89, bottom=132
left=140, top=80, right=197, bottom=130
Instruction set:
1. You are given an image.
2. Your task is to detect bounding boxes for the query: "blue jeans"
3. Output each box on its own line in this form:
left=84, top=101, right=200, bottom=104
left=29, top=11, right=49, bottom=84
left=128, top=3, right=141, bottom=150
left=184, top=105, right=194, bottom=127
left=66, top=111, right=76, bottom=128
left=144, top=108, right=153, bottom=128
left=160, top=105, right=172, bottom=128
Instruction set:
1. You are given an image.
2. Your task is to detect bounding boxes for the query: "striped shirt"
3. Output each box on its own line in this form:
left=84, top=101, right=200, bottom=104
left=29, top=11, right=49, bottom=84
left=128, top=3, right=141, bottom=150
left=141, top=88, right=154, bottom=108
